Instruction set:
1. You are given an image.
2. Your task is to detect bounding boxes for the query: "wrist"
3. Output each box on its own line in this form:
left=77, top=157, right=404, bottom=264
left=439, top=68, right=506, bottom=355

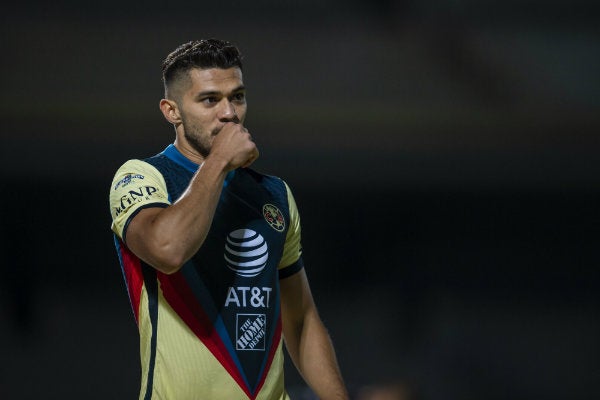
left=203, top=153, right=231, bottom=173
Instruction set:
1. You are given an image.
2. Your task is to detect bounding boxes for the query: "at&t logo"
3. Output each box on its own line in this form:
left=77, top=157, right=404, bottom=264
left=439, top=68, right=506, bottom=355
left=224, top=229, right=268, bottom=277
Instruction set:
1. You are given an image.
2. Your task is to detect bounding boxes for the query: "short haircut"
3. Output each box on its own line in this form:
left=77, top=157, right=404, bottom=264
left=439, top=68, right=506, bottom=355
left=161, top=39, right=243, bottom=98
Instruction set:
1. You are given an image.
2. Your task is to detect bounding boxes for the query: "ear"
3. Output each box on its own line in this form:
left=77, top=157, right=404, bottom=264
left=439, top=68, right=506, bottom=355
left=159, top=99, right=181, bottom=124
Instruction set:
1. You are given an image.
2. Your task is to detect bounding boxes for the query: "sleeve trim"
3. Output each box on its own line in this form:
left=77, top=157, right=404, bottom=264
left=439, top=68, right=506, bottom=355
left=278, top=257, right=304, bottom=280
left=122, top=202, right=169, bottom=244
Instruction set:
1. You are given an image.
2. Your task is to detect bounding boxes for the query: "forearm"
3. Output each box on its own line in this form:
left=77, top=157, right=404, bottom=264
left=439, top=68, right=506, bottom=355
left=286, top=310, right=348, bottom=400
left=130, top=155, right=229, bottom=273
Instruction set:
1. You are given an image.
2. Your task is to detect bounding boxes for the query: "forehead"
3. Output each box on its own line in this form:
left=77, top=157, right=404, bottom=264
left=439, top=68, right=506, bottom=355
left=186, top=67, right=244, bottom=93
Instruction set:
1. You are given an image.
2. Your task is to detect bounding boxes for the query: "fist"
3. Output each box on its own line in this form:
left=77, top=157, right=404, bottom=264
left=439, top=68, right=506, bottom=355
left=211, top=122, right=259, bottom=171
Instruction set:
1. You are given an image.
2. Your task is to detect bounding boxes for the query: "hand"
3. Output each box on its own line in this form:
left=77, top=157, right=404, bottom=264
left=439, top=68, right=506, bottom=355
left=210, top=122, right=259, bottom=171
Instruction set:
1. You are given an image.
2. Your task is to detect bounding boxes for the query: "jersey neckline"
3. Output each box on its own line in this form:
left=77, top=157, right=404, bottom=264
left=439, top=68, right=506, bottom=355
left=161, top=144, right=235, bottom=185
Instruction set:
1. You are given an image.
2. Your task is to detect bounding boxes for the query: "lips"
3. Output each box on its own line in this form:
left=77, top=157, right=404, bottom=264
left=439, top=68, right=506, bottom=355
left=212, top=126, right=223, bottom=136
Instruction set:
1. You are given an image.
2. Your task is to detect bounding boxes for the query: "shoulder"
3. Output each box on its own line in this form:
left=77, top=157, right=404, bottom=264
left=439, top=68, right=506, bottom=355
left=112, top=159, right=163, bottom=186
left=238, top=168, right=297, bottom=205
left=143, top=153, right=174, bottom=171
left=109, top=159, right=171, bottom=238
left=239, top=167, right=289, bottom=190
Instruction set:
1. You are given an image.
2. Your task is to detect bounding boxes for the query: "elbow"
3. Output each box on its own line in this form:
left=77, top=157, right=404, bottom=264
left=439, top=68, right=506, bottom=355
left=146, top=243, right=189, bottom=275
left=156, top=250, right=189, bottom=274
left=152, top=234, right=207, bottom=274
left=154, top=261, right=184, bottom=275
left=127, top=226, right=203, bottom=275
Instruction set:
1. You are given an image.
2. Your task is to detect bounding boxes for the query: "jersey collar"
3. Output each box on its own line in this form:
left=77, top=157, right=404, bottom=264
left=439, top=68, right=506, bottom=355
left=161, top=144, right=236, bottom=185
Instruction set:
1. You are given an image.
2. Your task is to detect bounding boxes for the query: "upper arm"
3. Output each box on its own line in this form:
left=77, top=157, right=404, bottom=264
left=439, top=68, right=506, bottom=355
left=278, top=182, right=302, bottom=269
left=279, top=181, right=316, bottom=334
left=123, top=206, right=167, bottom=266
left=280, top=269, right=317, bottom=336
left=109, top=159, right=170, bottom=240
left=110, top=160, right=171, bottom=267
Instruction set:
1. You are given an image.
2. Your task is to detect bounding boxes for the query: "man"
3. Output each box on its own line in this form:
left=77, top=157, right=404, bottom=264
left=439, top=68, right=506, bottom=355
left=109, top=38, right=348, bottom=400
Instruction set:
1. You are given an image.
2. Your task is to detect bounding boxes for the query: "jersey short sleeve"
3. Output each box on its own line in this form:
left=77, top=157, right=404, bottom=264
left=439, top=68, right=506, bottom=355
left=109, top=159, right=170, bottom=240
left=278, top=182, right=302, bottom=269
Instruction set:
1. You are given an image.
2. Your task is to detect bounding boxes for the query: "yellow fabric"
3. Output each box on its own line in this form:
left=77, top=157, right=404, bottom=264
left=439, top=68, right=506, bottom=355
left=279, top=182, right=302, bottom=269
left=136, top=283, right=290, bottom=400
left=109, top=159, right=170, bottom=239
left=110, top=160, right=301, bottom=399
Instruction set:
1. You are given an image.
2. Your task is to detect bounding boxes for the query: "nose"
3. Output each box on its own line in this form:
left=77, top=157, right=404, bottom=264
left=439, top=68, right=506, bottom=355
left=218, top=100, right=238, bottom=122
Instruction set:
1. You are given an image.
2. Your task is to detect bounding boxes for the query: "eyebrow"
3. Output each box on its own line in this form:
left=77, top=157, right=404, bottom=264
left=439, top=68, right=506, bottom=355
left=195, top=85, right=246, bottom=99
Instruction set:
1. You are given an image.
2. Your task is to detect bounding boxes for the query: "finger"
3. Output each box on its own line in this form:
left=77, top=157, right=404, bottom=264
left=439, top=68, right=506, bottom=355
left=242, top=149, right=259, bottom=168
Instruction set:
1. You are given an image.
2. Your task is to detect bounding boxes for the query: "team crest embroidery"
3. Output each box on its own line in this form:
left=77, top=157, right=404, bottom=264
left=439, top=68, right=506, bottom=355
left=262, top=204, right=285, bottom=232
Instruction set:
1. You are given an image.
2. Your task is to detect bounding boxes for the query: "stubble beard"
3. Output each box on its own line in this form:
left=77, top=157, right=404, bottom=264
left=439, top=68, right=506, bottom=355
left=182, top=119, right=215, bottom=159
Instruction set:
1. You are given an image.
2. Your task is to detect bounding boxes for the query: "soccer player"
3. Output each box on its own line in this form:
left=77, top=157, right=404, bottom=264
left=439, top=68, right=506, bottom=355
left=109, top=38, right=349, bottom=400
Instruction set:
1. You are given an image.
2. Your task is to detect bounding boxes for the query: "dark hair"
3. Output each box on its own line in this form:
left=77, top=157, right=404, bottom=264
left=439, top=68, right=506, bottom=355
left=161, top=39, right=243, bottom=87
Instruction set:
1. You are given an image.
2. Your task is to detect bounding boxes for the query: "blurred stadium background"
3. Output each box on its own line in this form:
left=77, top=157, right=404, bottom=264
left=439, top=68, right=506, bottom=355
left=1, top=1, right=599, bottom=399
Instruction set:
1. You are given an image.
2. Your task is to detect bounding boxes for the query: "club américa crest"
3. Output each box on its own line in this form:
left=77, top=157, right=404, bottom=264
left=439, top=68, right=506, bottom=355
left=262, top=204, right=285, bottom=232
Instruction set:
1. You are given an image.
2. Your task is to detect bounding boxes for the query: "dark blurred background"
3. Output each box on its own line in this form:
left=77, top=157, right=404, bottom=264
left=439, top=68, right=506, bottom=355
left=1, top=1, right=599, bottom=399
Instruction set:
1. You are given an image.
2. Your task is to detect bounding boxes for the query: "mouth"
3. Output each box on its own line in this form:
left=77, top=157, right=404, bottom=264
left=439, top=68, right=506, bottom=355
left=212, top=126, right=223, bottom=136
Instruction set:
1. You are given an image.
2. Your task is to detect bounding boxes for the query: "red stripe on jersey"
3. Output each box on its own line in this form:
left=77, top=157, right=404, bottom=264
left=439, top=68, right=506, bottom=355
left=252, top=316, right=282, bottom=398
left=158, top=272, right=252, bottom=398
left=119, top=242, right=144, bottom=324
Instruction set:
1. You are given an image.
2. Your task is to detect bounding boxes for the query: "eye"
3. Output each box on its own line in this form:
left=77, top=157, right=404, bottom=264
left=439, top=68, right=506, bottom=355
left=202, top=96, right=219, bottom=104
left=232, top=92, right=246, bottom=103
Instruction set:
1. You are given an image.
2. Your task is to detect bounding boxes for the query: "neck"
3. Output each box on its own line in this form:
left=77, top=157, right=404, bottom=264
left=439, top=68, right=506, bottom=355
left=173, top=135, right=206, bottom=165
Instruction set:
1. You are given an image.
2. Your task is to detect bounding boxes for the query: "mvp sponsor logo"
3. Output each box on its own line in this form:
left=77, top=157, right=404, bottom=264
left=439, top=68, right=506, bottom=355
left=113, top=185, right=162, bottom=217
